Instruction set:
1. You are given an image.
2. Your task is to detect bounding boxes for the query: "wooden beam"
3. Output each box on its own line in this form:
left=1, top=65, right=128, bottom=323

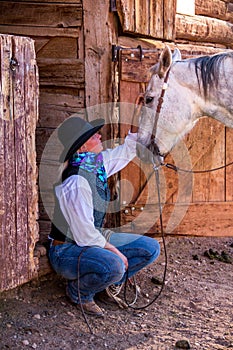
left=0, top=2, right=82, bottom=28
left=121, top=202, right=233, bottom=236
left=176, top=13, right=233, bottom=48
left=195, top=0, right=227, bottom=21
left=0, top=25, right=80, bottom=38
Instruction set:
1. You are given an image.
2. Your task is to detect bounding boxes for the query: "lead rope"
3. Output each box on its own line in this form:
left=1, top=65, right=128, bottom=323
left=76, top=246, right=94, bottom=334
left=123, top=164, right=168, bottom=310
left=163, top=160, right=233, bottom=174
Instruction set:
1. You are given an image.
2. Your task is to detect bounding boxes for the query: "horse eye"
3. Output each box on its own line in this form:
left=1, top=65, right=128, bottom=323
left=145, top=96, right=154, bottom=104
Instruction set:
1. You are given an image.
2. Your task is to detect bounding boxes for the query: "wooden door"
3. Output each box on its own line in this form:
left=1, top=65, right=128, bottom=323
left=0, top=34, right=39, bottom=291
left=117, top=46, right=233, bottom=237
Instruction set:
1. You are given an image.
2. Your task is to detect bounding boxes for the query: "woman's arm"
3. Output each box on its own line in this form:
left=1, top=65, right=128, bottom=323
left=102, top=94, right=144, bottom=177
left=104, top=241, right=128, bottom=269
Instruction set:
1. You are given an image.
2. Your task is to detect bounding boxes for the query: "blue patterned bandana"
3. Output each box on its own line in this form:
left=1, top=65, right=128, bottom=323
left=70, top=152, right=107, bottom=188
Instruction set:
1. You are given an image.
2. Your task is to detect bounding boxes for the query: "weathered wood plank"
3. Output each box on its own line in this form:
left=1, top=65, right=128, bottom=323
left=1, top=35, right=12, bottom=121
left=3, top=119, right=17, bottom=290
left=38, top=91, right=84, bottom=128
left=36, top=37, right=78, bottom=59
left=0, top=35, right=39, bottom=291
left=0, top=2, right=82, bottom=28
left=116, top=0, right=135, bottom=33
left=191, top=134, right=225, bottom=202
left=118, top=36, right=227, bottom=54
left=195, top=0, right=228, bottom=21
left=23, top=36, right=39, bottom=281
left=135, top=0, right=149, bottom=35
left=13, top=37, right=29, bottom=284
left=149, top=0, right=164, bottom=38
left=0, top=35, right=16, bottom=291
left=37, top=58, right=84, bottom=88
left=163, top=0, right=176, bottom=40
left=0, top=25, right=80, bottom=38
left=82, top=0, right=116, bottom=112
left=117, top=0, right=176, bottom=40
left=121, top=202, right=233, bottom=236
left=0, top=121, right=6, bottom=290
left=176, top=13, right=233, bottom=48
left=185, top=119, right=225, bottom=202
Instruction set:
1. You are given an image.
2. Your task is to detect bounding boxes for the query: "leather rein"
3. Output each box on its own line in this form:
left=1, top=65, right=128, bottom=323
left=151, top=68, right=171, bottom=139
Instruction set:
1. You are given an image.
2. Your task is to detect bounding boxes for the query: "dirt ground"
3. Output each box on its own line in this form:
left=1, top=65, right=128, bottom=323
left=0, top=236, right=232, bottom=350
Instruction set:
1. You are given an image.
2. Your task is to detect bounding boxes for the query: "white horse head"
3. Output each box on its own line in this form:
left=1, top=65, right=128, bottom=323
left=137, top=45, right=233, bottom=164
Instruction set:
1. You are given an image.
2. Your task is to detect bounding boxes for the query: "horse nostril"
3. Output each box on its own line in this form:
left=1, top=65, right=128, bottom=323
left=145, top=96, right=154, bottom=104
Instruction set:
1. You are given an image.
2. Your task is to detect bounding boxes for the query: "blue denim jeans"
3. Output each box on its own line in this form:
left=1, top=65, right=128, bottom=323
left=49, top=233, right=160, bottom=304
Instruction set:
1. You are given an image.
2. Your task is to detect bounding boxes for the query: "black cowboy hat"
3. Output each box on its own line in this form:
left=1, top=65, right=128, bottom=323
left=58, top=114, right=105, bottom=162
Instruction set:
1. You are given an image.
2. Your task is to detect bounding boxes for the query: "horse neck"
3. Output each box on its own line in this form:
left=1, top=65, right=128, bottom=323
left=174, top=60, right=233, bottom=129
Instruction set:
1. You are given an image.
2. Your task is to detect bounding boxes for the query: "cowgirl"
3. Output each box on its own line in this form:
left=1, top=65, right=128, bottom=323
left=49, top=111, right=160, bottom=317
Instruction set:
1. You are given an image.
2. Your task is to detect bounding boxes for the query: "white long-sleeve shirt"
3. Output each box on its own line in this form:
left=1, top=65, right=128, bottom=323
left=55, top=132, right=137, bottom=247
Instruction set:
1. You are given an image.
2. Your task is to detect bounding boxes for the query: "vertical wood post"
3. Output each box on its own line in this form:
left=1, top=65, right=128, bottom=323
left=0, top=34, right=39, bottom=292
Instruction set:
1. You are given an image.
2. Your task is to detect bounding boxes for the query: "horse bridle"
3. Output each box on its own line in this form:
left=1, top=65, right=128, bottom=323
left=144, top=67, right=172, bottom=165
left=151, top=68, right=171, bottom=149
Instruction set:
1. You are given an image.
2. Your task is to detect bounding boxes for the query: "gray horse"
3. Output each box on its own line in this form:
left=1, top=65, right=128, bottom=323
left=137, top=46, right=233, bottom=164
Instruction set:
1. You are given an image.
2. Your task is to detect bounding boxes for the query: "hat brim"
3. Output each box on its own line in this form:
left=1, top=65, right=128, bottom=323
left=59, top=118, right=105, bottom=162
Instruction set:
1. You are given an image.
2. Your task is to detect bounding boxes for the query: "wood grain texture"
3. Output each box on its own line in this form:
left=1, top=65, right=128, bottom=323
left=117, top=0, right=176, bottom=40
left=37, top=58, right=84, bottom=88
left=82, top=0, right=116, bottom=118
left=0, top=35, right=39, bottom=291
left=0, top=1, right=82, bottom=28
left=195, top=0, right=227, bottom=21
left=176, top=13, right=233, bottom=48
left=121, top=202, right=233, bottom=236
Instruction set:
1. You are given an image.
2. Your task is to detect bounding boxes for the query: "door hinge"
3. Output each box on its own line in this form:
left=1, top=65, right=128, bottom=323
left=112, top=45, right=121, bottom=62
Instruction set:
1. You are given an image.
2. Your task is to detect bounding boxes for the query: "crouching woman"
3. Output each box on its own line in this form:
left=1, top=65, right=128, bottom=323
left=49, top=112, right=160, bottom=317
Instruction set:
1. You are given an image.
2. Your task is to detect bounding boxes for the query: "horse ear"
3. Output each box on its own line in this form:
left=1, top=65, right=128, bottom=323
left=172, top=48, right=182, bottom=62
left=150, top=45, right=172, bottom=78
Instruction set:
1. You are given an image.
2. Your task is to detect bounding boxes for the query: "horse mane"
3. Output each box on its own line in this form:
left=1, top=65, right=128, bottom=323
left=191, top=51, right=233, bottom=98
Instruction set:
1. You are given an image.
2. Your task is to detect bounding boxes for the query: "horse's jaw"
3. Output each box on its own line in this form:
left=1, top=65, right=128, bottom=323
left=136, top=141, right=164, bottom=166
